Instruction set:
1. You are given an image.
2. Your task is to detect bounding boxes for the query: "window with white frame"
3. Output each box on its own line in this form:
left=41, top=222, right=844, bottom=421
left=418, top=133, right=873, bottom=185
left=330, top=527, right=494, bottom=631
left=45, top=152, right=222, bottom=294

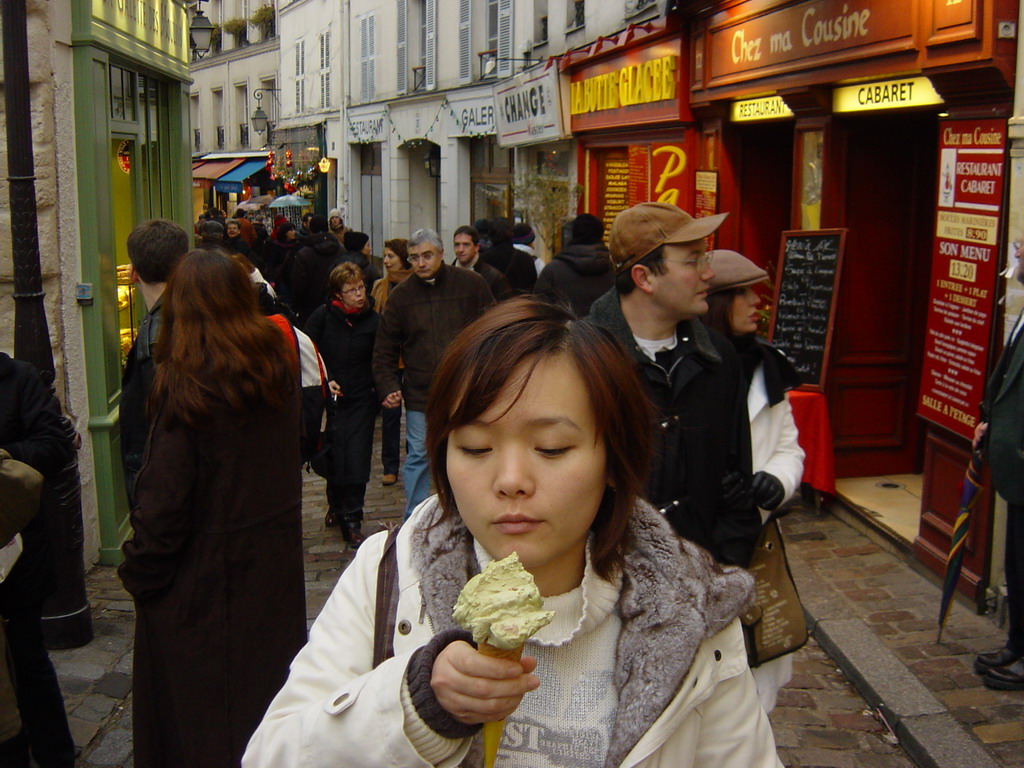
left=567, top=0, right=584, bottom=30
left=360, top=13, right=376, bottom=102
left=295, top=38, right=306, bottom=113
left=319, top=31, right=331, bottom=108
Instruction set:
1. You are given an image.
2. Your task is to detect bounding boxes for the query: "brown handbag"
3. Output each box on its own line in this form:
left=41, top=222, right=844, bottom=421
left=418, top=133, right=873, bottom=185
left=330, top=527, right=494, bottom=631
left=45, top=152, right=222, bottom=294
left=740, top=519, right=809, bottom=667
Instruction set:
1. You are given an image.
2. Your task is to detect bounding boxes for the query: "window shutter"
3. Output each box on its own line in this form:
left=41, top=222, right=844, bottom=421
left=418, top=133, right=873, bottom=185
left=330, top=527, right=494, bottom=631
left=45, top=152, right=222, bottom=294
left=496, top=0, right=513, bottom=78
left=295, top=39, right=302, bottom=77
left=300, top=39, right=306, bottom=75
left=360, top=16, right=370, bottom=101
left=458, top=0, right=471, bottom=84
left=396, top=0, right=408, bottom=95
left=424, top=0, right=437, bottom=90
left=368, top=14, right=376, bottom=99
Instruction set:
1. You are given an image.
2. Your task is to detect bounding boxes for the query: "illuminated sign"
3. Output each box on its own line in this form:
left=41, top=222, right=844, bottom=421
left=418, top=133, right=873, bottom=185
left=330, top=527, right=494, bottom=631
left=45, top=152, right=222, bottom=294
left=91, top=0, right=188, bottom=65
left=833, top=77, right=943, bottom=113
left=731, top=96, right=794, bottom=122
left=570, top=55, right=678, bottom=115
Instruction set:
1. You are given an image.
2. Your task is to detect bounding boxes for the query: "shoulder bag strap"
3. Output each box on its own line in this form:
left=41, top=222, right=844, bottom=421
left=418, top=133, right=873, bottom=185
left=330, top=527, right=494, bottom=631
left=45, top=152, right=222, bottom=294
left=372, top=525, right=402, bottom=668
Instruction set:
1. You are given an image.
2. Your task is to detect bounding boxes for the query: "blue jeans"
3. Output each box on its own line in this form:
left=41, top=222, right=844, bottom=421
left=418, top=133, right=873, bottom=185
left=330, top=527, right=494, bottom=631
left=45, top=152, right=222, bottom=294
left=403, top=409, right=430, bottom=519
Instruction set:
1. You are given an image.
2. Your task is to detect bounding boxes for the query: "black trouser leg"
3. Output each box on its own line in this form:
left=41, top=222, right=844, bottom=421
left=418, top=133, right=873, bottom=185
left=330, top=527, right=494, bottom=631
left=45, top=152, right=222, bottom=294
left=1007, top=503, right=1024, bottom=655
left=339, top=483, right=366, bottom=527
left=381, top=405, right=401, bottom=475
left=1, top=608, right=74, bottom=768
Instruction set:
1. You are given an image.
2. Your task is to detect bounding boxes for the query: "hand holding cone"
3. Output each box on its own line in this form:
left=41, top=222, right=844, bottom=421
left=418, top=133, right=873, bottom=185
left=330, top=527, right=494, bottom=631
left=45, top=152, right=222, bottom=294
left=452, top=552, right=554, bottom=767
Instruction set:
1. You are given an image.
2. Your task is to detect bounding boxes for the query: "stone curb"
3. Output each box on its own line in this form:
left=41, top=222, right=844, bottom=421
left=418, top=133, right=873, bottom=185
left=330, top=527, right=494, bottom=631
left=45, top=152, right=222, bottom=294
left=800, top=577, right=1001, bottom=768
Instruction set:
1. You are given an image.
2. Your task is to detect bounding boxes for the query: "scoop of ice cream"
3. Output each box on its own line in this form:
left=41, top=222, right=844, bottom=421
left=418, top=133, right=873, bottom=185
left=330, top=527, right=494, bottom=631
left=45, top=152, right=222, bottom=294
left=453, top=552, right=555, bottom=650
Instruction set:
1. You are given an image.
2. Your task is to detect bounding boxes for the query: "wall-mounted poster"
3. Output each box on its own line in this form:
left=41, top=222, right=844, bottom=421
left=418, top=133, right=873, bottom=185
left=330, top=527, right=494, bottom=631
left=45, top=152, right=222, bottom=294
left=917, top=118, right=1007, bottom=440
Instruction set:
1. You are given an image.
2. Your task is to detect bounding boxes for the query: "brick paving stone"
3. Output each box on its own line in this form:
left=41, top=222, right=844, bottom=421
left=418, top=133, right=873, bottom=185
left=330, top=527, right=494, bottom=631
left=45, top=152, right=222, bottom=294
left=974, top=721, right=1024, bottom=744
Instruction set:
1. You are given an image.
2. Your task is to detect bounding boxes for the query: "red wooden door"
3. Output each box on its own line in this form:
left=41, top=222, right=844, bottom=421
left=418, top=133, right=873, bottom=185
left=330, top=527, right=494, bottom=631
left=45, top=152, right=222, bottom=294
left=826, top=114, right=936, bottom=477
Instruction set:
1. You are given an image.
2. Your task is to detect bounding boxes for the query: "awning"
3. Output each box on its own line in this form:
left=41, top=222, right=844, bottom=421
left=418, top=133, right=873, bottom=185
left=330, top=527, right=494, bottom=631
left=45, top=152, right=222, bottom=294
left=213, top=159, right=268, bottom=194
left=192, top=158, right=246, bottom=180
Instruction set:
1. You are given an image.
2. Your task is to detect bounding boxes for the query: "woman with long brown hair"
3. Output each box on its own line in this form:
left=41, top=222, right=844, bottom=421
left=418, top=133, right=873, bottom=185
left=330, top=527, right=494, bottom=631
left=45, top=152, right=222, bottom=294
left=370, top=238, right=412, bottom=486
left=119, top=249, right=307, bottom=768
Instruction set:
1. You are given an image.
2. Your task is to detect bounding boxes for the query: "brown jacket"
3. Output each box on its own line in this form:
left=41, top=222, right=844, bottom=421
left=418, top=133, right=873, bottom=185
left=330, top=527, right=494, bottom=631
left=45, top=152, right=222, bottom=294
left=119, top=391, right=307, bottom=768
left=372, top=263, right=493, bottom=411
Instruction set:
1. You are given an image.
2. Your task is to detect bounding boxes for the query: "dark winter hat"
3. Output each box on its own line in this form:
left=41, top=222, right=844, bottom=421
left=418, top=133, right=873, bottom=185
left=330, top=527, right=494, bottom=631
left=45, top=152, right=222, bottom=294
left=511, top=223, right=535, bottom=245
left=571, top=213, right=604, bottom=245
left=344, top=231, right=370, bottom=252
left=707, top=250, right=768, bottom=294
left=309, top=215, right=329, bottom=234
left=609, top=202, right=729, bottom=273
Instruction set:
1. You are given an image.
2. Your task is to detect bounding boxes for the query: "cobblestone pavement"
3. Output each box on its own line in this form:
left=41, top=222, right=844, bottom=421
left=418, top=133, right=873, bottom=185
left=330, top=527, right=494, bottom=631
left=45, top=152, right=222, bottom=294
left=48, top=427, right=1018, bottom=767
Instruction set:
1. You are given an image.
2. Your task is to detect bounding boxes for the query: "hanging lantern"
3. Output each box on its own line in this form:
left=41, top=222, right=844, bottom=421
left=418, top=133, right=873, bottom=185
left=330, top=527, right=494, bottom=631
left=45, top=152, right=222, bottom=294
left=318, top=157, right=331, bottom=173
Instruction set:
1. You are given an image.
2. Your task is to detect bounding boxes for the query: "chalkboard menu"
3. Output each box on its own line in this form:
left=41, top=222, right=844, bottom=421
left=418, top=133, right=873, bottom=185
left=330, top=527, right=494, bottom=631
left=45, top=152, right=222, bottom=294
left=768, top=229, right=847, bottom=391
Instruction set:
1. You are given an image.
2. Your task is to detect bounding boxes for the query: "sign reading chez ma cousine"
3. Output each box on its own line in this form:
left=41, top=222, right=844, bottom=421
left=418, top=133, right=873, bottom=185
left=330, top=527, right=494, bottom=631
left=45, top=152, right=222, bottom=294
left=706, top=0, right=912, bottom=83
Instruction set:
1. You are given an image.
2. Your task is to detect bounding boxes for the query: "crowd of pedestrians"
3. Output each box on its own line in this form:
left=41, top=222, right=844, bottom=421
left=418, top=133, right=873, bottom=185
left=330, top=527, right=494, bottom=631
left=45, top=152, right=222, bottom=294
left=13, top=196, right=1019, bottom=767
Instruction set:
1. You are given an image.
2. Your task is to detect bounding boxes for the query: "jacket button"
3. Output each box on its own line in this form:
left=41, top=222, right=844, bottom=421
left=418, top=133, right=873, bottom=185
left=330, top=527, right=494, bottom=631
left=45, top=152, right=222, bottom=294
left=714, top=649, right=722, bottom=661
left=398, top=619, right=412, bottom=635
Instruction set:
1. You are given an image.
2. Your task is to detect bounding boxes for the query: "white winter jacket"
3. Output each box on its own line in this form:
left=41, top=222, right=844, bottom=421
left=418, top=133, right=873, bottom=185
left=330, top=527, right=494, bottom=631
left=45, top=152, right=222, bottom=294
left=244, top=498, right=782, bottom=768
left=749, top=365, right=805, bottom=523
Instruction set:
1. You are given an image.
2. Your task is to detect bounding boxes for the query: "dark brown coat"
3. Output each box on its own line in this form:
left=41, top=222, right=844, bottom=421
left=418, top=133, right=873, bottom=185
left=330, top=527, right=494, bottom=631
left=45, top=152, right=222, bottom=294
left=119, top=391, right=306, bottom=768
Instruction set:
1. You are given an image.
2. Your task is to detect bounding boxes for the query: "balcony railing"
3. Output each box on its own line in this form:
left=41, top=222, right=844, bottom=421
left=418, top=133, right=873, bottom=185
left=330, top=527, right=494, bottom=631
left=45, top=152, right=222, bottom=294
left=216, top=125, right=225, bottom=149
left=412, top=65, right=426, bottom=92
left=193, top=128, right=201, bottom=151
left=239, top=123, right=249, bottom=148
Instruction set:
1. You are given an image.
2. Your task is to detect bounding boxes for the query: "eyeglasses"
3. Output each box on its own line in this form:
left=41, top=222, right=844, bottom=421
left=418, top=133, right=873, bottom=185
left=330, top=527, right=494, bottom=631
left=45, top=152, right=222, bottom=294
left=341, top=284, right=366, bottom=296
left=663, top=253, right=714, bottom=272
left=408, top=252, right=438, bottom=264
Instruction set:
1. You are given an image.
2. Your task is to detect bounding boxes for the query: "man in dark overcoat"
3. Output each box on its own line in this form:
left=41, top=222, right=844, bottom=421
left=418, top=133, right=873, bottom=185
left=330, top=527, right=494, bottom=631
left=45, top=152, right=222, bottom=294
left=589, top=202, right=758, bottom=566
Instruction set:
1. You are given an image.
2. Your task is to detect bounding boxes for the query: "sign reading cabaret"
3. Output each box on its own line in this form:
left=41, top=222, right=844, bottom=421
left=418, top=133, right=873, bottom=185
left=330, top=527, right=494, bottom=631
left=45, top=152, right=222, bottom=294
left=918, top=119, right=1007, bottom=440
left=569, top=37, right=687, bottom=132
left=91, top=0, right=188, bottom=64
left=493, top=66, right=565, bottom=147
left=706, top=0, right=912, bottom=82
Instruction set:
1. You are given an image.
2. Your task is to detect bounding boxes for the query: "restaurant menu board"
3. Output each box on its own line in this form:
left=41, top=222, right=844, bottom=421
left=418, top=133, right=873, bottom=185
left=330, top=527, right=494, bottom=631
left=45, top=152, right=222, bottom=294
left=917, top=119, right=1007, bottom=440
left=768, top=230, right=847, bottom=391
left=597, top=147, right=649, bottom=233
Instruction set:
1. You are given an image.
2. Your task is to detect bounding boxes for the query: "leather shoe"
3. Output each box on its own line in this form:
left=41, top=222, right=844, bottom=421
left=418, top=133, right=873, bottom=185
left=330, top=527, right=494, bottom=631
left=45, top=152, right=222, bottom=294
left=341, top=522, right=366, bottom=549
left=324, top=510, right=338, bottom=528
left=382, top=474, right=398, bottom=486
left=983, top=658, right=1024, bottom=691
left=973, top=647, right=1021, bottom=674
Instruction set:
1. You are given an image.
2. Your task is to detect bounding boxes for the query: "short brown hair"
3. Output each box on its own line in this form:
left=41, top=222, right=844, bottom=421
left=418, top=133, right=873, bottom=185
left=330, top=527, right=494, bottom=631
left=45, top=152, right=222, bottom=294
left=384, top=238, right=410, bottom=268
left=328, top=262, right=365, bottom=295
left=425, top=297, right=653, bottom=579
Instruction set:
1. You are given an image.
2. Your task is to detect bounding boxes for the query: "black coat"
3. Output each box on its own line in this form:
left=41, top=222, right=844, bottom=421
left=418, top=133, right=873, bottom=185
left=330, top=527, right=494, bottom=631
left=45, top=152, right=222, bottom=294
left=0, top=354, right=74, bottom=611
left=120, top=298, right=162, bottom=505
left=305, top=302, right=380, bottom=485
left=535, top=242, right=614, bottom=318
left=589, top=290, right=758, bottom=566
left=291, top=233, right=344, bottom=327
left=480, top=240, right=537, bottom=293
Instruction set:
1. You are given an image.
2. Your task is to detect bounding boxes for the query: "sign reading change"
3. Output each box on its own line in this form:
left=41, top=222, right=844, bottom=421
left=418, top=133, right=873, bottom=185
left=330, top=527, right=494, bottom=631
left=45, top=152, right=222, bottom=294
left=768, top=230, right=847, bottom=391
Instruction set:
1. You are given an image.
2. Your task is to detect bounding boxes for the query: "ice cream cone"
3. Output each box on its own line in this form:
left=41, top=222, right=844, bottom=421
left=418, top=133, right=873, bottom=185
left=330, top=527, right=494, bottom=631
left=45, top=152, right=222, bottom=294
left=478, top=641, right=524, bottom=768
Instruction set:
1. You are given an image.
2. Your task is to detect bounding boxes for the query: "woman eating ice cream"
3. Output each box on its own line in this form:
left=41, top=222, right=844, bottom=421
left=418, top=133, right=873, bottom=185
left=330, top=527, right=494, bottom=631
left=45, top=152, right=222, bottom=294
left=244, top=297, right=781, bottom=768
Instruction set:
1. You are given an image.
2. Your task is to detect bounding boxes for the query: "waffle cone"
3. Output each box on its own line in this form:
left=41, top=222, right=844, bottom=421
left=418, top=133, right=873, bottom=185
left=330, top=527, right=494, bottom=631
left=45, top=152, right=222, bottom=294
left=478, top=640, right=524, bottom=662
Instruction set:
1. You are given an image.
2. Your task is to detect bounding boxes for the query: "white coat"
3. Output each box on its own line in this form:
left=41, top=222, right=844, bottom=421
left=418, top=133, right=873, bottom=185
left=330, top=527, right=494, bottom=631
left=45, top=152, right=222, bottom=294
left=244, top=498, right=783, bottom=768
left=747, top=362, right=805, bottom=711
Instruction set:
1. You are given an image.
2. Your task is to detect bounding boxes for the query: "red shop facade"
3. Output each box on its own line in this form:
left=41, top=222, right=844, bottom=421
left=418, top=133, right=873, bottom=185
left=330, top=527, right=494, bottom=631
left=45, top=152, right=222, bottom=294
left=563, top=19, right=704, bottom=241
left=678, top=0, right=1017, bottom=605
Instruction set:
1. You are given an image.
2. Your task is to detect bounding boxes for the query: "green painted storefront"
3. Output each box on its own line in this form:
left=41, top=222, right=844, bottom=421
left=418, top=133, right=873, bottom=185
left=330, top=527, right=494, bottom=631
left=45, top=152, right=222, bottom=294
left=72, top=1, right=193, bottom=564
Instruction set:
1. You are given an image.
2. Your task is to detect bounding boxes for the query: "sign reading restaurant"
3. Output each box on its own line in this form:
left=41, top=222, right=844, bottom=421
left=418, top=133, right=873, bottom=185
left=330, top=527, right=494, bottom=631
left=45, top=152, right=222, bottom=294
left=493, top=66, right=566, bottom=148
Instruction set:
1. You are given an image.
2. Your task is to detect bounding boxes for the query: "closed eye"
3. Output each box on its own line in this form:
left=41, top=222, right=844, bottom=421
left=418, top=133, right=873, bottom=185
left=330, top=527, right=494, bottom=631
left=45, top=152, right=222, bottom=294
left=458, top=446, right=491, bottom=456
left=536, top=447, right=571, bottom=457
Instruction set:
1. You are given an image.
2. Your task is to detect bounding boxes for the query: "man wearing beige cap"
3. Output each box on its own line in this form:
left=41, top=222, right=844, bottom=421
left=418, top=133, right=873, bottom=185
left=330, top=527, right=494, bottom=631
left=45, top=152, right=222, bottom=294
left=589, top=202, right=759, bottom=566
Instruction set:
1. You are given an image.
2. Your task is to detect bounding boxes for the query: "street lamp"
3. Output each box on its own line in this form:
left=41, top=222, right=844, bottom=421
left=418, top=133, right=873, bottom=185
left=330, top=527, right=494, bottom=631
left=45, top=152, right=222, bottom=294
left=189, top=2, right=215, bottom=59
left=250, top=88, right=280, bottom=146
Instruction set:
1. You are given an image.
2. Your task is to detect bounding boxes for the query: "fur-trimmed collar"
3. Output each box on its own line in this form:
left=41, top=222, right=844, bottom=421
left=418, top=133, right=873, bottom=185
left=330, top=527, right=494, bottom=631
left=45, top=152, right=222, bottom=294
left=409, top=498, right=754, bottom=767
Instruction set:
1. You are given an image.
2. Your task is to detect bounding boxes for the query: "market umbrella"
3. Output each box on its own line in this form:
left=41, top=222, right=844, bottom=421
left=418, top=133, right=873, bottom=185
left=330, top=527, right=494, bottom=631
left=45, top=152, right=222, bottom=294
left=236, top=194, right=274, bottom=211
left=269, top=194, right=311, bottom=208
left=936, top=449, right=984, bottom=643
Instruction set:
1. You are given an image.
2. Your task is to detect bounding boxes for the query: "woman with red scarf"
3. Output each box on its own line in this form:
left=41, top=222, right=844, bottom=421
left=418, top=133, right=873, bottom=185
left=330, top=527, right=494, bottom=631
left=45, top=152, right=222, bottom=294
left=304, top=262, right=379, bottom=547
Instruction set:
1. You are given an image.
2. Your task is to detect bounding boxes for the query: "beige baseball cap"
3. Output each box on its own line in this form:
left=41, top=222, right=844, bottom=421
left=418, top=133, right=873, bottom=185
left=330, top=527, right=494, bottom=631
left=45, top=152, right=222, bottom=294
left=608, top=202, right=729, bottom=273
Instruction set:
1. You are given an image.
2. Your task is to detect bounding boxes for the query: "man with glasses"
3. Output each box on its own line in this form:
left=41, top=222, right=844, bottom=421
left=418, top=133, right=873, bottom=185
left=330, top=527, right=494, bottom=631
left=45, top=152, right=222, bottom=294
left=589, top=202, right=759, bottom=566
left=372, top=228, right=494, bottom=518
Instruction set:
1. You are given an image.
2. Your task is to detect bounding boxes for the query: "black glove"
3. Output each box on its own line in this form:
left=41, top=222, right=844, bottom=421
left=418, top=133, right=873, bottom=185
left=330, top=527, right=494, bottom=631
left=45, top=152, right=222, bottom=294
left=751, top=471, right=785, bottom=511
left=720, top=470, right=753, bottom=510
